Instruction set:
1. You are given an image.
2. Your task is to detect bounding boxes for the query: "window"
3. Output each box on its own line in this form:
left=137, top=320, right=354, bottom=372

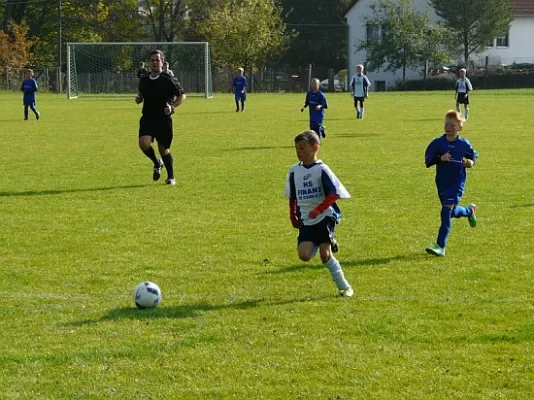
left=496, top=33, right=509, bottom=47
left=366, top=24, right=380, bottom=45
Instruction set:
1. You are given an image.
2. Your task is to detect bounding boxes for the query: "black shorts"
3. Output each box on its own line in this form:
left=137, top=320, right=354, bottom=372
left=139, top=116, right=173, bottom=149
left=298, top=217, right=336, bottom=246
left=354, top=97, right=365, bottom=107
left=456, top=92, right=469, bottom=105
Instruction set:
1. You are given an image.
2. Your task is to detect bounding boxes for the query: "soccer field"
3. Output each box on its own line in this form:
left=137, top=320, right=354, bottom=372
left=0, top=90, right=533, bottom=399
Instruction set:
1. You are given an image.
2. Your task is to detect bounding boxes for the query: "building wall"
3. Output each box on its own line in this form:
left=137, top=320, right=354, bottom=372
left=345, top=0, right=437, bottom=90
left=477, top=16, right=534, bottom=65
left=346, top=0, right=533, bottom=89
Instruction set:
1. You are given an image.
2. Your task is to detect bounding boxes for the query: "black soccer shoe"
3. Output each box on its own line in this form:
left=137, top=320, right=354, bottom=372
left=153, top=160, right=164, bottom=181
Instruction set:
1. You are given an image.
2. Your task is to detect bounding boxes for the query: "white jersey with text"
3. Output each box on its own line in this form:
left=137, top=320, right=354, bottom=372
left=284, top=160, right=351, bottom=226
left=455, top=77, right=473, bottom=93
left=350, top=74, right=371, bottom=98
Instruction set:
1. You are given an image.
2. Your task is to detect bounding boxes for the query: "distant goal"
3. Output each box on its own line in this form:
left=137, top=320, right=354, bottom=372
left=66, top=42, right=213, bottom=99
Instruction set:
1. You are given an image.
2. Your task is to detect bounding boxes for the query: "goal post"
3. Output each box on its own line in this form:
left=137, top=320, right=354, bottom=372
left=66, top=42, right=213, bottom=99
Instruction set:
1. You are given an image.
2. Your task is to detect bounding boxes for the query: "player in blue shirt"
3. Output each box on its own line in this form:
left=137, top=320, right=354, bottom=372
left=424, top=110, right=478, bottom=257
left=301, top=78, right=328, bottom=141
left=232, top=67, right=248, bottom=112
left=21, top=69, right=40, bottom=120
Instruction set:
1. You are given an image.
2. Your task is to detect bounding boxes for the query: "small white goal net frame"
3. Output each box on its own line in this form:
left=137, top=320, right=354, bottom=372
left=66, top=42, right=213, bottom=99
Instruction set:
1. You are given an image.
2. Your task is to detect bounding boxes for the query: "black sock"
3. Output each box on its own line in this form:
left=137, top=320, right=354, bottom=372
left=162, top=153, right=174, bottom=179
left=142, top=147, right=159, bottom=167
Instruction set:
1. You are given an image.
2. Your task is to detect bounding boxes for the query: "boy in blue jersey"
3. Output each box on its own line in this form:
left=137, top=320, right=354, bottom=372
left=21, top=69, right=40, bottom=120
left=425, top=110, right=478, bottom=257
left=301, top=78, right=328, bottom=140
left=455, top=68, right=473, bottom=120
left=232, top=67, right=248, bottom=112
left=284, top=130, right=353, bottom=297
left=349, top=65, right=371, bottom=119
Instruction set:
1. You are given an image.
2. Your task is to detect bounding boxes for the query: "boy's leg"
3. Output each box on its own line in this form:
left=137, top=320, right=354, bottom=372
left=30, top=104, right=39, bottom=119
left=464, top=105, right=469, bottom=120
left=24, top=105, right=29, bottom=120
left=298, top=241, right=317, bottom=262
left=437, top=205, right=453, bottom=249
left=456, top=102, right=461, bottom=113
left=360, top=99, right=365, bottom=119
left=320, top=244, right=352, bottom=294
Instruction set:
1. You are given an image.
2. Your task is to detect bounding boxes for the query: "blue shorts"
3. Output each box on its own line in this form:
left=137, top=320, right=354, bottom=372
left=298, top=217, right=336, bottom=247
left=438, top=189, right=462, bottom=206
left=235, top=91, right=247, bottom=102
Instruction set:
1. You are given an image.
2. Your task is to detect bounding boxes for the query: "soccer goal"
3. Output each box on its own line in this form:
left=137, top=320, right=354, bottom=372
left=66, top=42, right=213, bottom=99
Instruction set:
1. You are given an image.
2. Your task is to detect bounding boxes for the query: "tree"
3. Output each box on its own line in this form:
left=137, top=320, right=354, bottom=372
left=431, top=0, right=513, bottom=64
left=193, top=0, right=288, bottom=72
left=138, top=0, right=191, bottom=42
left=0, top=22, right=33, bottom=68
left=358, top=0, right=438, bottom=82
left=279, top=0, right=352, bottom=72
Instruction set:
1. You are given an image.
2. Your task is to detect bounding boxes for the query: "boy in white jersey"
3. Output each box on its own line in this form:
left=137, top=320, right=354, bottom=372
left=350, top=64, right=371, bottom=119
left=455, top=68, right=473, bottom=120
left=284, top=130, right=353, bottom=297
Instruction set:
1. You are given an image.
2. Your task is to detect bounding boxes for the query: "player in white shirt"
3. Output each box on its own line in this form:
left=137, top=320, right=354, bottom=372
left=455, top=68, right=473, bottom=120
left=349, top=64, right=371, bottom=119
left=284, top=130, right=353, bottom=297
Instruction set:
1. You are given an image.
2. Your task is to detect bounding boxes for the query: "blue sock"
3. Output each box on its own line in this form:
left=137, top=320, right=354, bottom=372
left=437, top=206, right=452, bottom=248
left=452, top=206, right=471, bottom=218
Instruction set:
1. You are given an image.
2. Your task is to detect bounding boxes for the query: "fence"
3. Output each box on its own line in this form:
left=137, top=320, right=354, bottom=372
left=0, top=67, right=62, bottom=92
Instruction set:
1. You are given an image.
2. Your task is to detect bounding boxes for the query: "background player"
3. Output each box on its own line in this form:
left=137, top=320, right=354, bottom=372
left=232, top=67, right=248, bottom=112
left=349, top=64, right=371, bottom=119
left=135, top=50, right=186, bottom=185
left=424, top=110, right=478, bottom=257
left=455, top=68, right=473, bottom=120
left=301, top=78, right=328, bottom=140
left=285, top=130, right=353, bottom=297
left=21, top=69, right=40, bottom=120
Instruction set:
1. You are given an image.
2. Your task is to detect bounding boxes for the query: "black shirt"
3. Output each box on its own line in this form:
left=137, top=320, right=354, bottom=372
left=139, top=74, right=184, bottom=119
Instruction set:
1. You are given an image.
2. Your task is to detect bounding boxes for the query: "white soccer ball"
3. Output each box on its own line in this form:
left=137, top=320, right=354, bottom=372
left=133, top=281, right=162, bottom=309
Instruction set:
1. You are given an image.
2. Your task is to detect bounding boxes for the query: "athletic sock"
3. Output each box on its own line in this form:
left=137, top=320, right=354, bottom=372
left=324, top=256, right=350, bottom=290
left=465, top=107, right=469, bottom=119
left=142, top=147, right=159, bottom=166
left=437, top=206, right=452, bottom=248
left=361, top=108, right=365, bottom=119
left=162, top=153, right=174, bottom=179
left=452, top=205, right=471, bottom=218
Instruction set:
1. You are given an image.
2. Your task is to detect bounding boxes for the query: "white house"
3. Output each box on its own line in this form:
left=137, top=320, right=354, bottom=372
left=344, top=0, right=534, bottom=90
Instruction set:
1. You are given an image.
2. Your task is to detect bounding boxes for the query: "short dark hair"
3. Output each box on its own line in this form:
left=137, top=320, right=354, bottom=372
left=149, top=50, right=165, bottom=61
left=294, top=130, right=320, bottom=146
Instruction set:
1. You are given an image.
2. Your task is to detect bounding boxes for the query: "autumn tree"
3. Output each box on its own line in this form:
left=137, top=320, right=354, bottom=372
left=0, top=23, right=33, bottom=68
left=193, top=0, right=288, bottom=72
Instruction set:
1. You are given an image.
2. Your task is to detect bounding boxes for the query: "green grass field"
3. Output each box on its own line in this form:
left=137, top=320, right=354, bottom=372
left=0, top=89, right=533, bottom=399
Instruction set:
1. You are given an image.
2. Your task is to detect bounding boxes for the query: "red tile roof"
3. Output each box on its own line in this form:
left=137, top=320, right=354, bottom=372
left=344, top=0, right=534, bottom=17
left=513, top=0, right=534, bottom=15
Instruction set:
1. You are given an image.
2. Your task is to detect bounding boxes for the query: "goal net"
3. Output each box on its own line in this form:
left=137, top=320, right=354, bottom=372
left=66, top=42, right=213, bottom=99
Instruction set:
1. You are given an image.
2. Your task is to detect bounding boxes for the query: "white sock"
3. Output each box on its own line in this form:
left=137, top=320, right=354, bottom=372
left=324, top=257, right=350, bottom=290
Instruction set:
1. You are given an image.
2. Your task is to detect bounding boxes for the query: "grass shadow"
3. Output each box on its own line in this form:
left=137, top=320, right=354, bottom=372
left=510, top=203, right=534, bottom=208
left=224, top=145, right=294, bottom=151
left=0, top=184, right=151, bottom=198
left=329, top=133, right=379, bottom=139
left=69, top=296, right=328, bottom=326
left=268, top=253, right=427, bottom=274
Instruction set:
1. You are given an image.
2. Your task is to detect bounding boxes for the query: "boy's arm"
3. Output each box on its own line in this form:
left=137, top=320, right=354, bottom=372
left=289, top=199, right=299, bottom=228
left=467, top=78, right=473, bottom=92
left=321, top=93, right=328, bottom=109
left=309, top=194, right=340, bottom=219
left=425, top=140, right=443, bottom=168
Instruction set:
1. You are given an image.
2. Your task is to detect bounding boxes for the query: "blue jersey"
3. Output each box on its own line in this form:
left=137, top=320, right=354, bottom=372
left=425, top=135, right=478, bottom=204
left=233, top=76, right=247, bottom=93
left=21, top=78, right=38, bottom=105
left=304, top=90, right=328, bottom=125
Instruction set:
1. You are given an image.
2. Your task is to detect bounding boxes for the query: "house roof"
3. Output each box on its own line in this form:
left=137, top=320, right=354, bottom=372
left=343, top=0, right=534, bottom=17
left=513, top=0, right=534, bottom=15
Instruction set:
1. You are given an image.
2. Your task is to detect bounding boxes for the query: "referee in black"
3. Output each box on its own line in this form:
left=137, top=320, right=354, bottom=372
left=135, top=50, right=186, bottom=185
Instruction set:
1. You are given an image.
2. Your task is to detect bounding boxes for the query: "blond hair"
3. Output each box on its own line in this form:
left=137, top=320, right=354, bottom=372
left=445, top=110, right=464, bottom=125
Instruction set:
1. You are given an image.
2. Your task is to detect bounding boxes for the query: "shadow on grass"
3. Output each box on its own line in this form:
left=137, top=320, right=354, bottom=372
left=268, top=253, right=427, bottom=274
left=223, top=145, right=294, bottom=151
left=329, top=133, right=379, bottom=139
left=510, top=203, right=534, bottom=208
left=69, top=296, right=327, bottom=326
left=0, top=184, right=150, bottom=197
